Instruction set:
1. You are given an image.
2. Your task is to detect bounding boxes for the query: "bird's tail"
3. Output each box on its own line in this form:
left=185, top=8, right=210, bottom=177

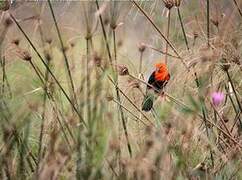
left=142, top=90, right=155, bottom=111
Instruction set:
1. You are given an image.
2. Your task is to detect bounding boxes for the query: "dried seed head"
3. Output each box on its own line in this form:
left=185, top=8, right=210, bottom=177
left=85, top=32, right=92, bottom=40
left=17, top=49, right=32, bottom=61
left=138, top=42, right=146, bottom=52
left=110, top=22, right=117, bottom=30
left=174, top=0, right=181, bottom=7
left=104, top=17, right=110, bottom=26
left=62, top=46, right=69, bottom=52
left=46, top=38, right=52, bottom=44
left=223, top=44, right=240, bottom=65
left=4, top=17, right=12, bottom=27
left=70, top=42, right=75, bottom=48
left=163, top=0, right=174, bottom=9
left=220, top=58, right=230, bottom=71
left=222, top=114, right=229, bottom=123
left=0, top=1, right=10, bottom=11
left=93, top=52, right=102, bottom=67
left=193, top=31, right=199, bottom=39
left=44, top=51, right=52, bottom=61
left=129, top=80, right=140, bottom=89
left=164, top=122, right=172, bottom=134
left=116, top=64, right=129, bottom=76
left=211, top=18, right=219, bottom=28
left=11, top=39, right=20, bottom=46
left=145, top=139, right=154, bottom=148
left=106, top=94, right=113, bottom=101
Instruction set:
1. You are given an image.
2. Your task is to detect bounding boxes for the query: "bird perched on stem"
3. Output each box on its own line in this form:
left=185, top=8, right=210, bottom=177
left=142, top=63, right=170, bottom=111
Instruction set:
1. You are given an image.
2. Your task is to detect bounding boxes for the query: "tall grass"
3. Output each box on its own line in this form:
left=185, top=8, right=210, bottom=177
left=0, top=1, right=242, bottom=179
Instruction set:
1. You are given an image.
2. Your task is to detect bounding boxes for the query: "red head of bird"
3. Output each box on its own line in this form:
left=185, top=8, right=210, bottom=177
left=154, top=63, right=170, bottom=81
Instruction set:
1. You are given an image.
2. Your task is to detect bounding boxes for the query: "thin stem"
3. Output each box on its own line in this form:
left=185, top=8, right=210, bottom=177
left=113, top=29, right=132, bottom=157
left=86, top=38, right=91, bottom=123
left=144, top=44, right=179, bottom=59
left=139, top=51, right=143, bottom=76
left=95, top=0, right=112, bottom=65
left=177, top=7, right=189, bottom=50
left=37, top=58, right=51, bottom=168
left=165, top=9, right=171, bottom=64
left=207, top=0, right=210, bottom=47
left=226, top=70, right=242, bottom=127
left=111, top=98, right=149, bottom=127
left=195, top=73, right=214, bottom=167
left=29, top=60, right=73, bottom=152
left=232, top=0, right=242, bottom=18
left=47, top=0, right=78, bottom=108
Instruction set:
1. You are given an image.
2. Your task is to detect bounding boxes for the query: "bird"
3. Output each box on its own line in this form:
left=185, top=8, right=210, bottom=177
left=142, top=63, right=170, bottom=111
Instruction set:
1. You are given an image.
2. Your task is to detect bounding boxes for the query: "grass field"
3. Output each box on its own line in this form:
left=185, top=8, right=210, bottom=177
left=0, top=0, right=242, bottom=179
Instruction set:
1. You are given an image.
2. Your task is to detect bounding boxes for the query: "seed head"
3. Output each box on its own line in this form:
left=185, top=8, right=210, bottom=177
left=93, top=52, right=102, bottom=67
left=46, top=38, right=52, bottom=44
left=62, top=46, right=69, bottom=52
left=104, top=17, right=110, bottom=26
left=0, top=1, right=10, bottom=11
left=174, top=0, right=181, bottom=7
left=11, top=39, right=20, bottom=46
left=16, top=49, right=32, bottom=62
left=163, top=0, right=174, bottom=9
left=4, top=17, right=12, bottom=27
left=70, top=42, right=75, bottom=48
left=138, top=42, right=146, bottom=53
left=128, top=79, right=140, bottom=89
left=106, top=94, right=113, bottom=101
left=222, top=114, right=229, bottom=123
left=116, top=64, right=129, bottom=76
left=220, top=58, right=230, bottom=71
left=211, top=18, right=219, bottom=28
left=44, top=51, right=52, bottom=61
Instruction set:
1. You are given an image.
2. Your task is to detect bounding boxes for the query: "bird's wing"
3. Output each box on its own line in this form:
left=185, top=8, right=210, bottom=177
left=147, top=71, right=156, bottom=88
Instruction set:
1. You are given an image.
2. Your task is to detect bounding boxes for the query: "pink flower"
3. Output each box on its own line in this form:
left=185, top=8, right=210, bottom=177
left=211, top=92, right=224, bottom=106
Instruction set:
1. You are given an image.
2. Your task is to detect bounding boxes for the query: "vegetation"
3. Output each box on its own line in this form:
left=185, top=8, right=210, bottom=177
left=0, top=0, right=242, bottom=179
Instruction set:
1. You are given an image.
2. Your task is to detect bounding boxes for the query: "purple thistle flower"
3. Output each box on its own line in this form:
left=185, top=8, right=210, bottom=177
left=211, top=92, right=224, bottom=106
